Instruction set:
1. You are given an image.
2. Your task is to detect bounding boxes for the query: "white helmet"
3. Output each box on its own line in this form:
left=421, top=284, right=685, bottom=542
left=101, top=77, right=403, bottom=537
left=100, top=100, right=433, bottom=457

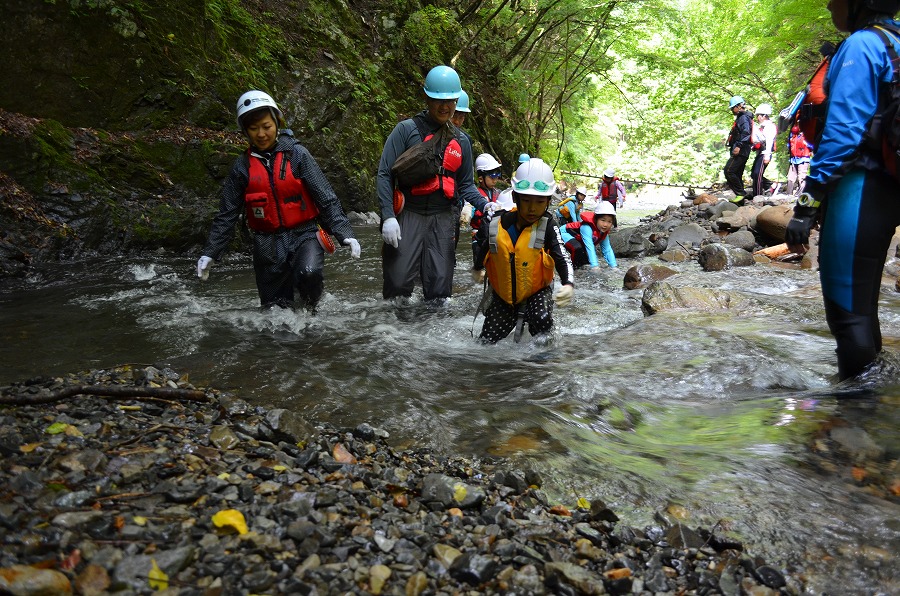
left=575, top=186, right=587, bottom=196
left=475, top=153, right=502, bottom=172
left=603, top=168, right=615, bottom=178
left=236, top=90, right=283, bottom=129
left=594, top=200, right=618, bottom=225
left=511, top=158, right=557, bottom=196
left=755, top=103, right=772, bottom=116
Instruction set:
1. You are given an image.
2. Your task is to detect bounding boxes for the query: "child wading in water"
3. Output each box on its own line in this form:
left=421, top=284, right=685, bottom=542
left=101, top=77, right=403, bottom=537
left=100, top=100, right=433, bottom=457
left=472, top=158, right=575, bottom=343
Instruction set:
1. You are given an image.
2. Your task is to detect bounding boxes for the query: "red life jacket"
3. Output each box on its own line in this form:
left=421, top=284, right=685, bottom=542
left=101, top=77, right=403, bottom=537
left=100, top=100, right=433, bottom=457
left=790, top=133, right=812, bottom=158
left=565, top=211, right=609, bottom=245
left=471, top=187, right=499, bottom=230
left=244, top=150, right=319, bottom=233
left=409, top=132, right=464, bottom=200
left=600, top=179, right=619, bottom=202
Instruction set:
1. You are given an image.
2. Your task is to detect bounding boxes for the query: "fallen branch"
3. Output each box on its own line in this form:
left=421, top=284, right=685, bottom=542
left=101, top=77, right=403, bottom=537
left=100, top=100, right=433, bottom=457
left=0, top=384, right=210, bottom=405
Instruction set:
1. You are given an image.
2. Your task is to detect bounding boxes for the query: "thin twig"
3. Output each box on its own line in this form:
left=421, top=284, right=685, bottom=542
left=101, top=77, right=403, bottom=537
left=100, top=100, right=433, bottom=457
left=0, top=385, right=209, bottom=405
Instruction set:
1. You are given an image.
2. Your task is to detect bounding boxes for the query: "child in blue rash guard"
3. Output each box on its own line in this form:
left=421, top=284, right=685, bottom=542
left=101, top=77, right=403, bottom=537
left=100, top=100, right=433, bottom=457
left=559, top=200, right=618, bottom=270
left=471, top=158, right=575, bottom=344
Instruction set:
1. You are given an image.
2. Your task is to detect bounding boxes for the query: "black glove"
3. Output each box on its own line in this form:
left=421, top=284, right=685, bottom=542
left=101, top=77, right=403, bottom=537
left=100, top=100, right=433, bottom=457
left=785, top=205, right=819, bottom=248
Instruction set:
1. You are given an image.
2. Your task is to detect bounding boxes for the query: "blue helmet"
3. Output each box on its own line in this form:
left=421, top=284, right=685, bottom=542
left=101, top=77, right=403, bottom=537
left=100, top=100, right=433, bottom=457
left=456, top=90, right=471, bottom=113
left=518, top=153, right=531, bottom=163
left=728, top=96, right=745, bottom=109
left=423, top=65, right=462, bottom=100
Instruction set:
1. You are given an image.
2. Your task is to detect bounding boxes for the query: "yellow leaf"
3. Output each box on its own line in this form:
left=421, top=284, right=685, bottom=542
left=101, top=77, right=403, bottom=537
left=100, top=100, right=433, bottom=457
left=148, top=558, right=169, bottom=590
left=453, top=483, right=467, bottom=502
left=576, top=497, right=590, bottom=510
left=272, top=465, right=287, bottom=472
left=212, top=509, right=248, bottom=535
left=217, top=472, right=230, bottom=481
left=45, top=422, right=68, bottom=435
left=117, top=405, right=142, bottom=411
left=133, top=516, right=147, bottom=526
left=64, top=425, right=84, bottom=437
left=19, top=442, right=43, bottom=453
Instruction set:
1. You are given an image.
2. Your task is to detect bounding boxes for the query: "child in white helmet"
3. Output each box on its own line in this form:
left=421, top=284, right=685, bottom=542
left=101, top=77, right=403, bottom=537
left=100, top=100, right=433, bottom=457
left=556, top=185, right=586, bottom=225
left=196, top=90, right=360, bottom=311
left=471, top=158, right=575, bottom=343
left=559, top=200, right=617, bottom=270
left=468, top=153, right=503, bottom=236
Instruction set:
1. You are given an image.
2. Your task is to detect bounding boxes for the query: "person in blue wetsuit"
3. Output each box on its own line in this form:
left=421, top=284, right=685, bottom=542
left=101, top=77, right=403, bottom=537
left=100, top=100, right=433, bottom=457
left=560, top=200, right=618, bottom=271
left=786, top=0, right=900, bottom=380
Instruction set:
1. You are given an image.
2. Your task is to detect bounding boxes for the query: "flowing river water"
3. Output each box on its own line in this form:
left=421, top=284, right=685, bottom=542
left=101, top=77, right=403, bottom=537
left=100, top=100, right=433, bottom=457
left=1, top=213, right=899, bottom=594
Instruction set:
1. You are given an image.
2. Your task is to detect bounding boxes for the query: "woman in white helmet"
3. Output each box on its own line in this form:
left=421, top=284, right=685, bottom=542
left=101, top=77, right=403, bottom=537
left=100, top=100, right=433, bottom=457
left=196, top=90, right=360, bottom=311
left=471, top=158, right=574, bottom=343
left=749, top=103, right=778, bottom=199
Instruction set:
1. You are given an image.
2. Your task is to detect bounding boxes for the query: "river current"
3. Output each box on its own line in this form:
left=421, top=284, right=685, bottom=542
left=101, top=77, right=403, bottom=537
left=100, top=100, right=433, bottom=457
left=1, top=215, right=898, bottom=594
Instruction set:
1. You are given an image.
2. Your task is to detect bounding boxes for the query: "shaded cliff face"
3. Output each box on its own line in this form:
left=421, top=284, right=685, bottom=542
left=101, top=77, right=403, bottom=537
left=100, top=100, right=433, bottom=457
left=0, top=0, right=524, bottom=278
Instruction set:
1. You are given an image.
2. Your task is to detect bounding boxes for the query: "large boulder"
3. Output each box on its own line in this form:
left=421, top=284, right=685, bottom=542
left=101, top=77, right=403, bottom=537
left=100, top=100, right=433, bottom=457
left=609, top=226, right=654, bottom=257
left=641, top=282, right=746, bottom=315
left=724, top=230, right=757, bottom=252
left=755, top=204, right=794, bottom=243
left=698, top=243, right=755, bottom=271
left=623, top=264, right=678, bottom=290
left=665, top=223, right=707, bottom=251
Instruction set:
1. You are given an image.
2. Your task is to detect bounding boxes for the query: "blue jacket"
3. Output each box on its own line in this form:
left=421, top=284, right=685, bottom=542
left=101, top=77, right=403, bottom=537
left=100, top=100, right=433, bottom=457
left=806, top=20, right=900, bottom=194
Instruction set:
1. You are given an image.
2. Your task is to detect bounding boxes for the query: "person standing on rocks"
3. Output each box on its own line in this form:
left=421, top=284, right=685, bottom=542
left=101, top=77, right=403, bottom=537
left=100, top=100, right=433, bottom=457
left=472, top=158, right=574, bottom=343
left=196, top=90, right=360, bottom=311
left=724, top=96, right=754, bottom=203
left=376, top=65, right=488, bottom=305
left=786, top=125, right=813, bottom=196
left=750, top=103, right=778, bottom=198
left=785, top=0, right=900, bottom=380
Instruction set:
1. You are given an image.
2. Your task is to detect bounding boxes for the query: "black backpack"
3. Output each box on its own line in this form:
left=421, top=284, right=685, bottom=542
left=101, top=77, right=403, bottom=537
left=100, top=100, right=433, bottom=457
left=867, top=23, right=900, bottom=180
left=390, top=115, right=454, bottom=187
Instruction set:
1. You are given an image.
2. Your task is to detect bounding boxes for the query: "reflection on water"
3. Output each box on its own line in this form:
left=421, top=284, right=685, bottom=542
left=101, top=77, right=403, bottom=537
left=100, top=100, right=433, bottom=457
left=1, top=225, right=898, bottom=593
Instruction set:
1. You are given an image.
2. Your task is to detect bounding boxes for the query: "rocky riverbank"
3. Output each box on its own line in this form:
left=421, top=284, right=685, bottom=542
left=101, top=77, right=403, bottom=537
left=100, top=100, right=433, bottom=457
left=0, top=365, right=803, bottom=595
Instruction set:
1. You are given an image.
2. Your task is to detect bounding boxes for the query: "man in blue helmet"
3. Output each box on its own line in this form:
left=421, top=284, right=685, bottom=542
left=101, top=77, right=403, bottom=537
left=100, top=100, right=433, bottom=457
left=376, top=65, right=488, bottom=304
left=724, top=96, right=753, bottom=202
left=786, top=0, right=900, bottom=380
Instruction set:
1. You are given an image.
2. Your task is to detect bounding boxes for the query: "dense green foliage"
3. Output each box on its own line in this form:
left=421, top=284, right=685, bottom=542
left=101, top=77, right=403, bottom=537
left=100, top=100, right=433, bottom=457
left=0, top=0, right=839, bottom=215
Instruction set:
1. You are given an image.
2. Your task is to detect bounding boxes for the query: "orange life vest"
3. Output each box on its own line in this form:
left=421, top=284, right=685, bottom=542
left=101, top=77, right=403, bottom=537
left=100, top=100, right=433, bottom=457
left=485, top=215, right=555, bottom=306
left=244, top=150, right=319, bottom=232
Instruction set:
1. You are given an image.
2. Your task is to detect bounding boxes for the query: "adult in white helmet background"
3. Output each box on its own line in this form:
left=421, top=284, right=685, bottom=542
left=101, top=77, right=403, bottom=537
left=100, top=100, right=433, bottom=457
left=597, top=168, right=626, bottom=210
left=472, top=158, right=575, bottom=344
left=785, top=0, right=900, bottom=380
left=196, top=90, right=360, bottom=311
left=375, top=65, right=488, bottom=304
left=749, top=103, right=778, bottom=199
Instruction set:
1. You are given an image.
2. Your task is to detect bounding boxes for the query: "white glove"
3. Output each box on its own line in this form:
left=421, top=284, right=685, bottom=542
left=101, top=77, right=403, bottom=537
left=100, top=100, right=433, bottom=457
left=485, top=201, right=501, bottom=215
left=471, top=269, right=485, bottom=283
left=554, top=284, right=574, bottom=307
left=197, top=256, right=213, bottom=280
left=382, top=217, right=401, bottom=248
left=343, top=238, right=361, bottom=259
